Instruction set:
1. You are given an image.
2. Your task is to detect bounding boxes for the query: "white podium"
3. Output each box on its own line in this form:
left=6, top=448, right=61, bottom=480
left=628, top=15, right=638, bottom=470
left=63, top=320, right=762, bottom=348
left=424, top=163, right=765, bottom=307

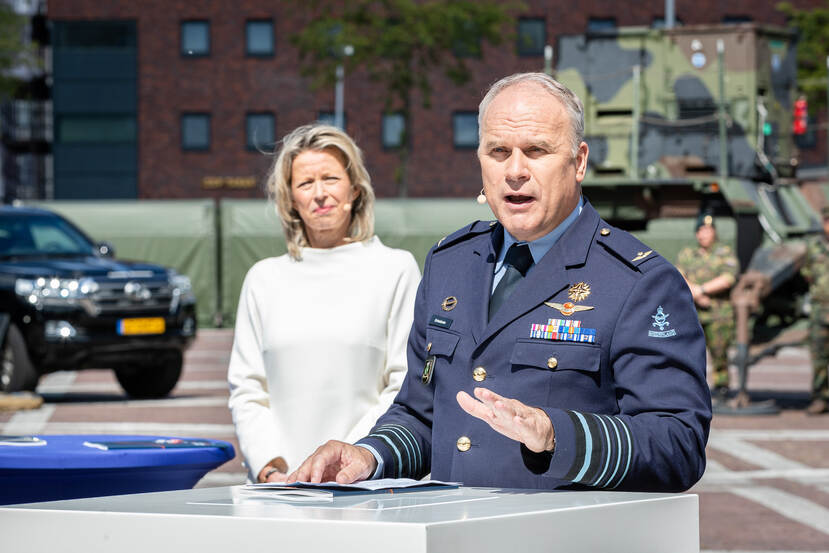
left=0, top=486, right=698, bottom=553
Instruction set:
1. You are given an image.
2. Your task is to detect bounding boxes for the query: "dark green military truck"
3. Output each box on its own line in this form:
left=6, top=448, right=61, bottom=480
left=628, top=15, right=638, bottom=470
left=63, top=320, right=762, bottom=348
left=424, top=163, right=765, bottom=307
left=555, top=23, right=828, bottom=410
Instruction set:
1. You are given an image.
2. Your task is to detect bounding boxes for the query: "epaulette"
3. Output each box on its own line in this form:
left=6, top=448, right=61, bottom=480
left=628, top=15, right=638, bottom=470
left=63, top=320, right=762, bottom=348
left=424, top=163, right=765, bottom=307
left=595, top=223, right=663, bottom=272
left=433, top=220, right=498, bottom=253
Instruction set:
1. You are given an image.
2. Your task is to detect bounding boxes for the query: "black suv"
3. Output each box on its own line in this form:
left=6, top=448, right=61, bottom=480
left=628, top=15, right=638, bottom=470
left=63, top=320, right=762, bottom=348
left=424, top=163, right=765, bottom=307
left=0, top=205, right=197, bottom=398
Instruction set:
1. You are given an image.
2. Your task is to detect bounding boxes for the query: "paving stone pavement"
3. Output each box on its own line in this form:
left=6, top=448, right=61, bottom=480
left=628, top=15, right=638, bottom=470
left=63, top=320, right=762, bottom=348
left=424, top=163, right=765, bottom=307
left=2, top=328, right=828, bottom=552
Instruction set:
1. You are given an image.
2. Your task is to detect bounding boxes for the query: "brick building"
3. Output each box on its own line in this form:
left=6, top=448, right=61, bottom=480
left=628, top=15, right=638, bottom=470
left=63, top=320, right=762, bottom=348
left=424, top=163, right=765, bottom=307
left=45, top=0, right=827, bottom=200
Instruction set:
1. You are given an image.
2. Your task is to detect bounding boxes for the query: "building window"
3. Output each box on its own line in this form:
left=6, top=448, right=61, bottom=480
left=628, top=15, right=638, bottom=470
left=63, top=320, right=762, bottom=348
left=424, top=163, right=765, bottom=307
left=587, top=17, right=616, bottom=32
left=452, top=112, right=478, bottom=149
left=7, top=100, right=52, bottom=142
left=722, top=15, right=752, bottom=24
left=382, top=113, right=406, bottom=149
left=246, top=20, right=274, bottom=56
left=57, top=115, right=136, bottom=143
left=651, top=17, right=683, bottom=28
left=181, top=20, right=210, bottom=57
left=246, top=112, right=275, bottom=150
left=318, top=111, right=347, bottom=129
left=55, top=21, right=137, bottom=48
left=452, top=21, right=481, bottom=58
left=516, top=18, right=545, bottom=56
left=181, top=113, right=210, bottom=150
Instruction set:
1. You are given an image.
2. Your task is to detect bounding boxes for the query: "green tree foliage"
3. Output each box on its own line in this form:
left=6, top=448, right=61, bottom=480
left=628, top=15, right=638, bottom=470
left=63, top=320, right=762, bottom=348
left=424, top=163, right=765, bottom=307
left=778, top=1, right=829, bottom=110
left=0, top=0, right=34, bottom=96
left=290, top=0, right=524, bottom=195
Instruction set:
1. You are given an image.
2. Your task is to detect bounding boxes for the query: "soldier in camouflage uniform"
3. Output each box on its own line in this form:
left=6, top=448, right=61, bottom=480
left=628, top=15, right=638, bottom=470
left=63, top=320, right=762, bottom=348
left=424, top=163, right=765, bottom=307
left=675, top=213, right=739, bottom=398
left=803, top=206, right=829, bottom=415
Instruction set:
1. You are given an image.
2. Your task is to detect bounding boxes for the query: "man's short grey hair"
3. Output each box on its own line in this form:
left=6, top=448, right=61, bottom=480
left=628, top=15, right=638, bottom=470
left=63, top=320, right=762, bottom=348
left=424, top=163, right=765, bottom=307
left=478, top=72, right=585, bottom=157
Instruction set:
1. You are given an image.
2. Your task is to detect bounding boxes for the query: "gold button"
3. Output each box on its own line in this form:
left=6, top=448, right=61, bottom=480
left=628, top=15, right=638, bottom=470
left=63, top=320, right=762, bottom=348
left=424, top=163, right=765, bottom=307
left=456, top=436, right=471, bottom=452
left=472, top=366, right=487, bottom=382
left=547, top=357, right=558, bottom=369
left=427, top=342, right=432, bottom=352
left=600, top=227, right=611, bottom=236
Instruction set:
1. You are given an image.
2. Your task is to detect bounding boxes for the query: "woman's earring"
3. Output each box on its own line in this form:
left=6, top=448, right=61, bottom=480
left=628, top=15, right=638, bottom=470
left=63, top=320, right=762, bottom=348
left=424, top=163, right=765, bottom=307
left=476, top=189, right=486, bottom=204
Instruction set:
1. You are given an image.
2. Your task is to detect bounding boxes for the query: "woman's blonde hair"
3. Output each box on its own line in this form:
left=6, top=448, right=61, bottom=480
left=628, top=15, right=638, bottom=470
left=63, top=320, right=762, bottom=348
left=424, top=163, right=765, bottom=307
left=266, top=124, right=375, bottom=260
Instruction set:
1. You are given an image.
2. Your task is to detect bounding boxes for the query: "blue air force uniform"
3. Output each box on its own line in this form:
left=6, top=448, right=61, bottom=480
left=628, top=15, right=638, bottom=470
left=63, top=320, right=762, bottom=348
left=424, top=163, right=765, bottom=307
left=356, top=201, right=712, bottom=492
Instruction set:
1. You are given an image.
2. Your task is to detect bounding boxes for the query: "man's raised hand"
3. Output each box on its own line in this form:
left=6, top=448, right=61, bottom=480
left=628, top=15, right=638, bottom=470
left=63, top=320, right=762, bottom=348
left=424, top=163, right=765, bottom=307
left=456, top=387, right=555, bottom=453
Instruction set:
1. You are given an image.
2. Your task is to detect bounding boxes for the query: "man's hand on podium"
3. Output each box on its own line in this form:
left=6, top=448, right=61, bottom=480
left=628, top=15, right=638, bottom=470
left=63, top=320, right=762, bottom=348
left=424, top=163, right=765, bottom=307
left=287, top=440, right=377, bottom=484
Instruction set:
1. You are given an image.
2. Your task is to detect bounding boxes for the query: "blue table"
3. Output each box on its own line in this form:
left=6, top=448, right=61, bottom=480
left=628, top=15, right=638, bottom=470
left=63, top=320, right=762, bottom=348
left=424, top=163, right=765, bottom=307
left=0, top=434, right=235, bottom=505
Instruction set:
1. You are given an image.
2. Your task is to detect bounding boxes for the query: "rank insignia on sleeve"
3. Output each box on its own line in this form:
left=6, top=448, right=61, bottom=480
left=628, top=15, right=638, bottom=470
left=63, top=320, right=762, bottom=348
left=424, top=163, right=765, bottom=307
left=530, top=319, right=596, bottom=343
left=544, top=301, right=594, bottom=316
left=648, top=306, right=676, bottom=338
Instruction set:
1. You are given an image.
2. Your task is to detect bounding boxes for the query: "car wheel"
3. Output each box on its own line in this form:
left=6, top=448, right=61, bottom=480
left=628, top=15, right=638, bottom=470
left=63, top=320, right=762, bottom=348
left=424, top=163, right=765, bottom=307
left=1, top=324, right=40, bottom=392
left=114, top=350, right=183, bottom=399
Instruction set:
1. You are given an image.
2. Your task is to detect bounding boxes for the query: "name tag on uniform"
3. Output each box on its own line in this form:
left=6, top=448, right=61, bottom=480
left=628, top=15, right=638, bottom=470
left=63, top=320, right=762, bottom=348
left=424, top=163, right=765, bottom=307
left=428, top=314, right=453, bottom=329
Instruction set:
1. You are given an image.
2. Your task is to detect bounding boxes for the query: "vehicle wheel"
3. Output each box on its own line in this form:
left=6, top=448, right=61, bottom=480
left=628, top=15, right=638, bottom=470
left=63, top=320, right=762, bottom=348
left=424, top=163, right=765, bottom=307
left=1, top=324, right=40, bottom=392
left=115, top=350, right=183, bottom=399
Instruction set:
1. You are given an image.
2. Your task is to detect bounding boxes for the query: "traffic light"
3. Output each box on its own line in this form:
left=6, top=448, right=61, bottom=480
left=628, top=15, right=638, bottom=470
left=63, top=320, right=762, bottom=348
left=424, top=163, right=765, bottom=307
left=793, top=96, right=808, bottom=135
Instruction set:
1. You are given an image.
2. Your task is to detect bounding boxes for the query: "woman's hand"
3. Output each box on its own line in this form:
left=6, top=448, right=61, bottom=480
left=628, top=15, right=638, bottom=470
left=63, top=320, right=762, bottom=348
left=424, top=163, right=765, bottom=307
left=257, top=456, right=289, bottom=483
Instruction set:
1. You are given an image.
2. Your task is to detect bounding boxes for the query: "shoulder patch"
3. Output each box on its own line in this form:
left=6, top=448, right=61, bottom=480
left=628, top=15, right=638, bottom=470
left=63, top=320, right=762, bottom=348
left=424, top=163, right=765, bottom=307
left=433, top=220, right=497, bottom=253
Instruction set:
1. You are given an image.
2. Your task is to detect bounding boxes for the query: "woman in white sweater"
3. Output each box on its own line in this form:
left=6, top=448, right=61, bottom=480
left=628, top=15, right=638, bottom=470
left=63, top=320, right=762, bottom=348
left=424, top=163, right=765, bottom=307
left=228, top=124, right=420, bottom=483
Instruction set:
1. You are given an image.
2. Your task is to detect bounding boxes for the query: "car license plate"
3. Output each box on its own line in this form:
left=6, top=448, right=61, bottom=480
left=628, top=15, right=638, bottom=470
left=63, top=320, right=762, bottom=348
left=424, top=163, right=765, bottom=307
left=117, top=317, right=165, bottom=335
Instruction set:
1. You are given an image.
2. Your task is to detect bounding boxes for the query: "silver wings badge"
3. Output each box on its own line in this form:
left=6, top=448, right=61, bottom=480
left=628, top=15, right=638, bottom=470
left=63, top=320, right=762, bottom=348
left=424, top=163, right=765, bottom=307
left=544, top=301, right=595, bottom=316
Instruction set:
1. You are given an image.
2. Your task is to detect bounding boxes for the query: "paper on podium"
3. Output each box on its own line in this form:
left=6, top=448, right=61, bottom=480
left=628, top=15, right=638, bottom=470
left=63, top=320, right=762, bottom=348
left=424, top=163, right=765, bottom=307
left=242, top=478, right=459, bottom=501
left=0, top=435, right=47, bottom=447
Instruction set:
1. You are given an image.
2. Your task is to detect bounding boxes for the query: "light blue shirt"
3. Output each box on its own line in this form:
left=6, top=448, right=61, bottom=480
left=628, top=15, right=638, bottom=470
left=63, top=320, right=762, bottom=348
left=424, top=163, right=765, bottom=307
left=491, top=197, right=584, bottom=292
left=361, top=197, right=584, bottom=479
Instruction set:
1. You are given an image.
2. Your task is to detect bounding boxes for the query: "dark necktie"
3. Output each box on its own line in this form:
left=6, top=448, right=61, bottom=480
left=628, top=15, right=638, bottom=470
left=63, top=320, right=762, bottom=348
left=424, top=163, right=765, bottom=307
left=489, top=243, right=533, bottom=321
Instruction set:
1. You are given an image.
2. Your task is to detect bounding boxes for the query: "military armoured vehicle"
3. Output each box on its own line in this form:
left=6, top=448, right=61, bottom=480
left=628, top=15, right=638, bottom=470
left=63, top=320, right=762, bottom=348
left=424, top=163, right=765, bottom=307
left=555, top=23, right=828, bottom=410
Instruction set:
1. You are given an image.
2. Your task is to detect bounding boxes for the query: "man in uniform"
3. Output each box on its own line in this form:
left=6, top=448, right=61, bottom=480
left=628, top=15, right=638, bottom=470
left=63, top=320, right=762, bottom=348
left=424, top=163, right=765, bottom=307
left=675, top=212, right=739, bottom=401
left=289, top=73, right=711, bottom=492
left=803, top=206, right=829, bottom=415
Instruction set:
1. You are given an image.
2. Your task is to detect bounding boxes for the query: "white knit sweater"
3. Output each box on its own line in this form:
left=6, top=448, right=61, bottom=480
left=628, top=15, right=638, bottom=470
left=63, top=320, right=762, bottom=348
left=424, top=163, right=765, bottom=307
left=227, top=236, right=420, bottom=481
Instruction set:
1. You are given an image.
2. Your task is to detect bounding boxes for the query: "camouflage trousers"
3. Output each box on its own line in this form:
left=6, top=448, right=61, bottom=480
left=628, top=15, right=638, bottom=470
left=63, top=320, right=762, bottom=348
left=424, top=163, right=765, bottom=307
left=701, top=317, right=734, bottom=388
left=809, top=304, right=829, bottom=400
